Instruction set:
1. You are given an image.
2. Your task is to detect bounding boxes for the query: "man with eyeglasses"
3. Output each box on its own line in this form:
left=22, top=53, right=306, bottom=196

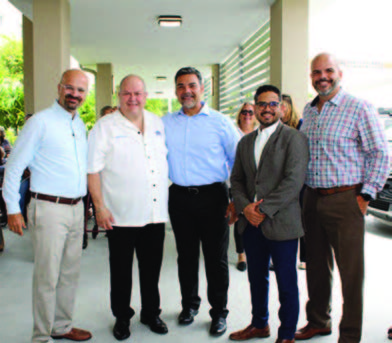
left=295, top=53, right=389, bottom=343
left=163, top=67, right=240, bottom=336
left=88, top=75, right=169, bottom=340
left=229, top=85, right=308, bottom=343
left=3, top=69, right=92, bottom=342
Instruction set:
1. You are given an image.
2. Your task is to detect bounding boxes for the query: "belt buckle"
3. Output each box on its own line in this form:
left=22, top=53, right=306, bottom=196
left=188, top=187, right=199, bottom=195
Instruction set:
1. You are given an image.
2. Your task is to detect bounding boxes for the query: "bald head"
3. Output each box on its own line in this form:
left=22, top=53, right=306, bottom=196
left=118, top=75, right=148, bottom=118
left=57, top=69, right=89, bottom=115
left=310, top=53, right=342, bottom=99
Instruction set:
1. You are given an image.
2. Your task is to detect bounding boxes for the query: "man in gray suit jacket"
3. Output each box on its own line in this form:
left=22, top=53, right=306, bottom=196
left=229, top=85, right=309, bottom=343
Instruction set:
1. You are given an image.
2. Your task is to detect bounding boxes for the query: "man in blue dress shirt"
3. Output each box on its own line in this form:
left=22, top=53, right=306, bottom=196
left=3, top=69, right=92, bottom=343
left=163, top=67, right=240, bottom=336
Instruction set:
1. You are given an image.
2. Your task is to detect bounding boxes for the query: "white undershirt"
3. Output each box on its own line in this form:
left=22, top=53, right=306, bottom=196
left=254, top=120, right=280, bottom=168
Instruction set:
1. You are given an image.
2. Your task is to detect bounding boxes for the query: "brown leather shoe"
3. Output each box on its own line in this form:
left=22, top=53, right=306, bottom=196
left=295, top=324, right=331, bottom=340
left=275, top=339, right=295, bottom=343
left=52, top=328, right=92, bottom=341
left=229, top=324, right=270, bottom=341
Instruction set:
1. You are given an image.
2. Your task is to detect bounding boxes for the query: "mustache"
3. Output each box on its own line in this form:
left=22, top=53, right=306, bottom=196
left=181, top=93, right=194, bottom=99
left=65, top=94, right=82, bottom=102
left=260, top=111, right=274, bottom=115
left=316, top=78, right=332, bottom=84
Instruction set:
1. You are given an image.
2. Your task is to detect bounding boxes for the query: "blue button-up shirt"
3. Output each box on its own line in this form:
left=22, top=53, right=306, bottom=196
left=162, top=103, right=240, bottom=186
left=3, top=101, right=88, bottom=214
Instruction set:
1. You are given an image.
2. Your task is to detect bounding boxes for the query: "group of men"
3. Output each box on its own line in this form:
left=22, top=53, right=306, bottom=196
left=2, top=52, right=389, bottom=343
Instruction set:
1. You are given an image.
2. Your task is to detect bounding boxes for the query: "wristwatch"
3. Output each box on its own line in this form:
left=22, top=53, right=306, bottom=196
left=359, top=193, right=372, bottom=201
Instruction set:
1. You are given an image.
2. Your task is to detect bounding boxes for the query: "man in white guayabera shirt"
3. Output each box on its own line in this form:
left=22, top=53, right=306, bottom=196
left=3, top=69, right=92, bottom=343
left=87, top=74, right=169, bottom=341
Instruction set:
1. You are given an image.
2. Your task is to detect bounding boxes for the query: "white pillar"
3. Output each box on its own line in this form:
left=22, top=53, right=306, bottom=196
left=270, top=0, right=309, bottom=112
left=96, top=63, right=113, bottom=117
left=211, top=64, right=220, bottom=111
left=33, top=0, right=70, bottom=112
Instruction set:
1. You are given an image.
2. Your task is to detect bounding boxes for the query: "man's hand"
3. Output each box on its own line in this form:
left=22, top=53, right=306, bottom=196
left=243, top=199, right=266, bottom=227
left=95, top=207, right=115, bottom=230
left=225, top=202, right=238, bottom=225
left=8, top=213, right=26, bottom=236
left=356, top=195, right=369, bottom=215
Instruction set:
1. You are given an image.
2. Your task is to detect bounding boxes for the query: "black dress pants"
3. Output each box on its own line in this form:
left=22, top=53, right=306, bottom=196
left=107, top=223, right=165, bottom=320
left=169, top=182, right=229, bottom=319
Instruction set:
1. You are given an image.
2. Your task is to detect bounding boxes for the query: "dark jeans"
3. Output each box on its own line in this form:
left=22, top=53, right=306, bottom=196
left=243, top=224, right=299, bottom=340
left=169, top=182, right=229, bottom=319
left=107, top=223, right=165, bottom=320
left=303, top=187, right=364, bottom=343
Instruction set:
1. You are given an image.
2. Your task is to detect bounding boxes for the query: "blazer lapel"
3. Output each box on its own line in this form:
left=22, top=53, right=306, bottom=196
left=257, top=122, right=283, bottom=171
left=248, top=131, right=258, bottom=176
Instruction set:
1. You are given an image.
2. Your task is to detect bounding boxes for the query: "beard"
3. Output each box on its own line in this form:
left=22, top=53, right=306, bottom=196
left=315, top=77, right=340, bottom=97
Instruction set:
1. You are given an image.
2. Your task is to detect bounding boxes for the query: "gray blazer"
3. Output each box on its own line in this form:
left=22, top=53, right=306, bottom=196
left=231, top=122, right=309, bottom=241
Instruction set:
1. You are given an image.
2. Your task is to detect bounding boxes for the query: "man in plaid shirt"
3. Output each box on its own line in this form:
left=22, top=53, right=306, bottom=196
left=295, top=53, right=389, bottom=343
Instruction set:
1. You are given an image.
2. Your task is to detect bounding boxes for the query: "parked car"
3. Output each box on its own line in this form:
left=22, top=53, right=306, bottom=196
left=367, top=111, right=392, bottom=222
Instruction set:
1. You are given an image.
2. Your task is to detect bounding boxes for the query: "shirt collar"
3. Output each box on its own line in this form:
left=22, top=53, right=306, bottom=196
left=178, top=101, right=210, bottom=116
left=310, top=87, right=345, bottom=107
left=53, top=100, right=80, bottom=120
left=257, top=119, right=280, bottom=136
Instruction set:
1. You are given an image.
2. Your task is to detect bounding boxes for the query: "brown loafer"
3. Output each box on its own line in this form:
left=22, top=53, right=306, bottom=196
left=52, top=328, right=92, bottom=341
left=229, top=324, right=270, bottom=341
left=275, top=339, right=295, bottom=343
left=295, top=324, right=331, bottom=340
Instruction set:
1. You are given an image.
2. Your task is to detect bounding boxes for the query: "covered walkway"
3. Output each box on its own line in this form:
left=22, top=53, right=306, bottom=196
left=1, top=216, right=392, bottom=342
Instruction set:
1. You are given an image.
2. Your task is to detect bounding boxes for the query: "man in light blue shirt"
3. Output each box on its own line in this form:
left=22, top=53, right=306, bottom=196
left=163, top=67, right=240, bottom=336
left=3, top=69, right=92, bottom=343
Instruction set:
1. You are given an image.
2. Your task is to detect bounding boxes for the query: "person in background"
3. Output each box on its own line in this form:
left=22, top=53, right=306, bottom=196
left=281, top=94, right=306, bottom=270
left=233, top=103, right=257, bottom=271
left=0, top=127, right=11, bottom=157
left=100, top=105, right=114, bottom=117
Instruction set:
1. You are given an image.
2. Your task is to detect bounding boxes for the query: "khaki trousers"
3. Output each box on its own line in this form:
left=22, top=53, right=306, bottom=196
left=303, top=187, right=364, bottom=343
left=28, top=198, right=84, bottom=343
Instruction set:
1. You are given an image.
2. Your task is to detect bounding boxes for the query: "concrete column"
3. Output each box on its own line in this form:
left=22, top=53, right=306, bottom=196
left=33, top=0, right=70, bottom=112
left=270, top=0, right=309, bottom=112
left=23, top=16, right=34, bottom=115
left=211, top=64, right=220, bottom=110
left=96, top=63, right=113, bottom=117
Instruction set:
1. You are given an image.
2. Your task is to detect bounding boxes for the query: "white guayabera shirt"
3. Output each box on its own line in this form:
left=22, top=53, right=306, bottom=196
left=88, top=110, right=169, bottom=227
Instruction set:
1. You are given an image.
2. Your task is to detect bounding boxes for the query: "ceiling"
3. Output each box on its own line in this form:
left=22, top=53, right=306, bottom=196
left=10, top=0, right=272, bottom=98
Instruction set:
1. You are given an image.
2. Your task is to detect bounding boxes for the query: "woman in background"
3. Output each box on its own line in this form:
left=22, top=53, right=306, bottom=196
left=281, top=94, right=305, bottom=270
left=233, top=103, right=257, bottom=271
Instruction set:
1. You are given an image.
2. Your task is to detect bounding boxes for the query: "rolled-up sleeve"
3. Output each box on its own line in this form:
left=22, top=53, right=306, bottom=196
left=87, top=121, right=109, bottom=174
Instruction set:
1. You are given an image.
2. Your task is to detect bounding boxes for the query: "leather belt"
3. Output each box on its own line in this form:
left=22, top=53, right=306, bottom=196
left=31, top=192, right=82, bottom=205
left=172, top=182, right=225, bottom=195
left=312, top=184, right=361, bottom=196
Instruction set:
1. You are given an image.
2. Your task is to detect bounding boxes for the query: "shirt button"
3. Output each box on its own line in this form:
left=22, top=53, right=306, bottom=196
left=153, top=198, right=157, bottom=202
left=138, top=131, right=141, bottom=134
left=315, top=172, right=318, bottom=176
left=316, top=156, right=318, bottom=160
left=148, top=156, right=150, bottom=159
left=151, top=170, right=154, bottom=173
left=153, top=184, right=156, bottom=187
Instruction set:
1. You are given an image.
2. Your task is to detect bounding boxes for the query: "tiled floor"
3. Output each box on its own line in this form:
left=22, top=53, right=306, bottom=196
left=1, top=215, right=392, bottom=342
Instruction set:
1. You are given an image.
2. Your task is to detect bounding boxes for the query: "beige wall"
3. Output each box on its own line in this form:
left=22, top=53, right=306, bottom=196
left=270, top=0, right=309, bottom=113
left=211, top=64, right=220, bottom=111
left=96, top=63, right=113, bottom=117
left=23, top=15, right=34, bottom=115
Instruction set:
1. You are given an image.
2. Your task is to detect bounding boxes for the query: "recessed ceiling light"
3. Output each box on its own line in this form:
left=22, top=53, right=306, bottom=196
left=158, top=15, right=182, bottom=27
left=155, top=91, right=164, bottom=94
left=156, top=76, right=167, bottom=82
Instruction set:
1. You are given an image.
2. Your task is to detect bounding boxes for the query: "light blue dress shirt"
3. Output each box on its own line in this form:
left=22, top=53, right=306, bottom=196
left=3, top=101, right=88, bottom=214
left=162, top=103, right=240, bottom=186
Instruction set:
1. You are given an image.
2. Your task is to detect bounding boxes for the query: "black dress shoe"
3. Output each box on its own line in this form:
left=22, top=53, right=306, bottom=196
left=210, top=317, right=227, bottom=336
left=140, top=315, right=168, bottom=334
left=236, top=261, right=247, bottom=271
left=178, top=308, right=199, bottom=325
left=113, top=318, right=130, bottom=341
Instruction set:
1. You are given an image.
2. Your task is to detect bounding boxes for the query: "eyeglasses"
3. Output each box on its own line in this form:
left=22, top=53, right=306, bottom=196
left=118, top=91, right=144, bottom=97
left=255, top=101, right=280, bottom=110
left=60, top=84, right=86, bottom=94
left=240, top=110, right=254, bottom=116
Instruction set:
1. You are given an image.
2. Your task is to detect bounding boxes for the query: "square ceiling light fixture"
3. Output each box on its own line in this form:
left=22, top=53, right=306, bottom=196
left=156, top=76, right=167, bottom=82
left=158, top=15, right=182, bottom=27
